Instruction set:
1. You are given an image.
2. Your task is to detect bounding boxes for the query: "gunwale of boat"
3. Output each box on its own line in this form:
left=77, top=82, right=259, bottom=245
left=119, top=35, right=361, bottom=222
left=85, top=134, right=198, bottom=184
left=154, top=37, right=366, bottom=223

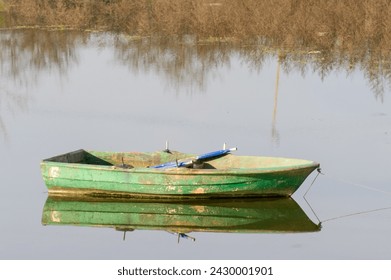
left=42, top=149, right=319, bottom=174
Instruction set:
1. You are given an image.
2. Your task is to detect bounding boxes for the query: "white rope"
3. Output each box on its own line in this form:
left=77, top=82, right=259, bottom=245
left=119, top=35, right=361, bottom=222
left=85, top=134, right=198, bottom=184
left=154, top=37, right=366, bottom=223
left=322, top=206, right=391, bottom=223
left=302, top=169, right=391, bottom=224
left=326, top=175, right=391, bottom=196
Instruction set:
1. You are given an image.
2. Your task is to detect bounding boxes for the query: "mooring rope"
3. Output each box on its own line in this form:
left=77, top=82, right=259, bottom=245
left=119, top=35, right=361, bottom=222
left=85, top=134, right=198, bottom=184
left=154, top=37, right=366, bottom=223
left=321, top=206, right=391, bottom=223
left=304, top=167, right=323, bottom=197
left=325, top=175, right=391, bottom=196
left=302, top=168, right=324, bottom=224
left=303, top=195, right=322, bottom=225
left=302, top=168, right=391, bottom=224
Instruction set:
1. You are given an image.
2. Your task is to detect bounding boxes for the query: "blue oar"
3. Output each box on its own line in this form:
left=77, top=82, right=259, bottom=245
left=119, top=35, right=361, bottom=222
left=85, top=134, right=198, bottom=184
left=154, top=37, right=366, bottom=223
left=151, top=147, right=237, bottom=169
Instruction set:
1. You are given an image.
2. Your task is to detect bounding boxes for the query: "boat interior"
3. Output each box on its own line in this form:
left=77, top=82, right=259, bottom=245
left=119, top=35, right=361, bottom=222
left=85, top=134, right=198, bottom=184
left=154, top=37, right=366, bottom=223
left=43, top=149, right=317, bottom=170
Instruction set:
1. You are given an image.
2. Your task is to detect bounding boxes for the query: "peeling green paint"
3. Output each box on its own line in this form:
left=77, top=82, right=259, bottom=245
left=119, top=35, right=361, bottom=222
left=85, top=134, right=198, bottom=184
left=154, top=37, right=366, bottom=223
left=41, top=149, right=319, bottom=199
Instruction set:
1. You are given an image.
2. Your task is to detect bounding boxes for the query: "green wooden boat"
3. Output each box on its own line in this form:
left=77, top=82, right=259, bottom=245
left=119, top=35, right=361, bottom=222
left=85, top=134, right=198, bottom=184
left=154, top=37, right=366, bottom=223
left=41, top=197, right=321, bottom=236
left=40, top=149, right=319, bottom=199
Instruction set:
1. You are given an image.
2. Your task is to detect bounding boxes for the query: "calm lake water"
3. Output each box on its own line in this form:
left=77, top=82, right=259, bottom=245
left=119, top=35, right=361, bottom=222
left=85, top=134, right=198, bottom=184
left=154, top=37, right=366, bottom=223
left=0, top=29, right=390, bottom=260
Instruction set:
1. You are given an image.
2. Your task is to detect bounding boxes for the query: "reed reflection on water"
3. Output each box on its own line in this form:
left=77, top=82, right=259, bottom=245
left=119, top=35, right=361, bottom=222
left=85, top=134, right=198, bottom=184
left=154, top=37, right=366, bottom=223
left=2, top=0, right=391, bottom=97
left=0, top=29, right=82, bottom=138
left=1, top=0, right=391, bottom=138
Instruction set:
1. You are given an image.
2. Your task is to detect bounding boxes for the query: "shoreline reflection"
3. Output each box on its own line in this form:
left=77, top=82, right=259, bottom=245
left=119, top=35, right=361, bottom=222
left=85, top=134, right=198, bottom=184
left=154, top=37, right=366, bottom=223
left=1, top=27, right=390, bottom=97
left=2, top=0, right=391, bottom=139
left=2, top=0, right=390, bottom=100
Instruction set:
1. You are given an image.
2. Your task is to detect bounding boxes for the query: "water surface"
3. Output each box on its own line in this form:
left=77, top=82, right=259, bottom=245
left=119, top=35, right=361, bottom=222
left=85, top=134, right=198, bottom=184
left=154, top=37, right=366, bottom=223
left=0, top=19, right=391, bottom=259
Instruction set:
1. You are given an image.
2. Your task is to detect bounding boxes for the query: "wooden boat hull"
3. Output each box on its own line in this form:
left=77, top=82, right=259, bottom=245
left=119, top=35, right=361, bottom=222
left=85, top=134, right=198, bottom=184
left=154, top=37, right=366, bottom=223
left=41, top=149, right=320, bottom=199
left=41, top=197, right=321, bottom=234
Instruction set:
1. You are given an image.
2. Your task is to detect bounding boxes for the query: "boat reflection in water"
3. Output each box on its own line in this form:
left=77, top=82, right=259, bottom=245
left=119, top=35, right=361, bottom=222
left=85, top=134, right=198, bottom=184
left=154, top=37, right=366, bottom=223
left=41, top=195, right=321, bottom=242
